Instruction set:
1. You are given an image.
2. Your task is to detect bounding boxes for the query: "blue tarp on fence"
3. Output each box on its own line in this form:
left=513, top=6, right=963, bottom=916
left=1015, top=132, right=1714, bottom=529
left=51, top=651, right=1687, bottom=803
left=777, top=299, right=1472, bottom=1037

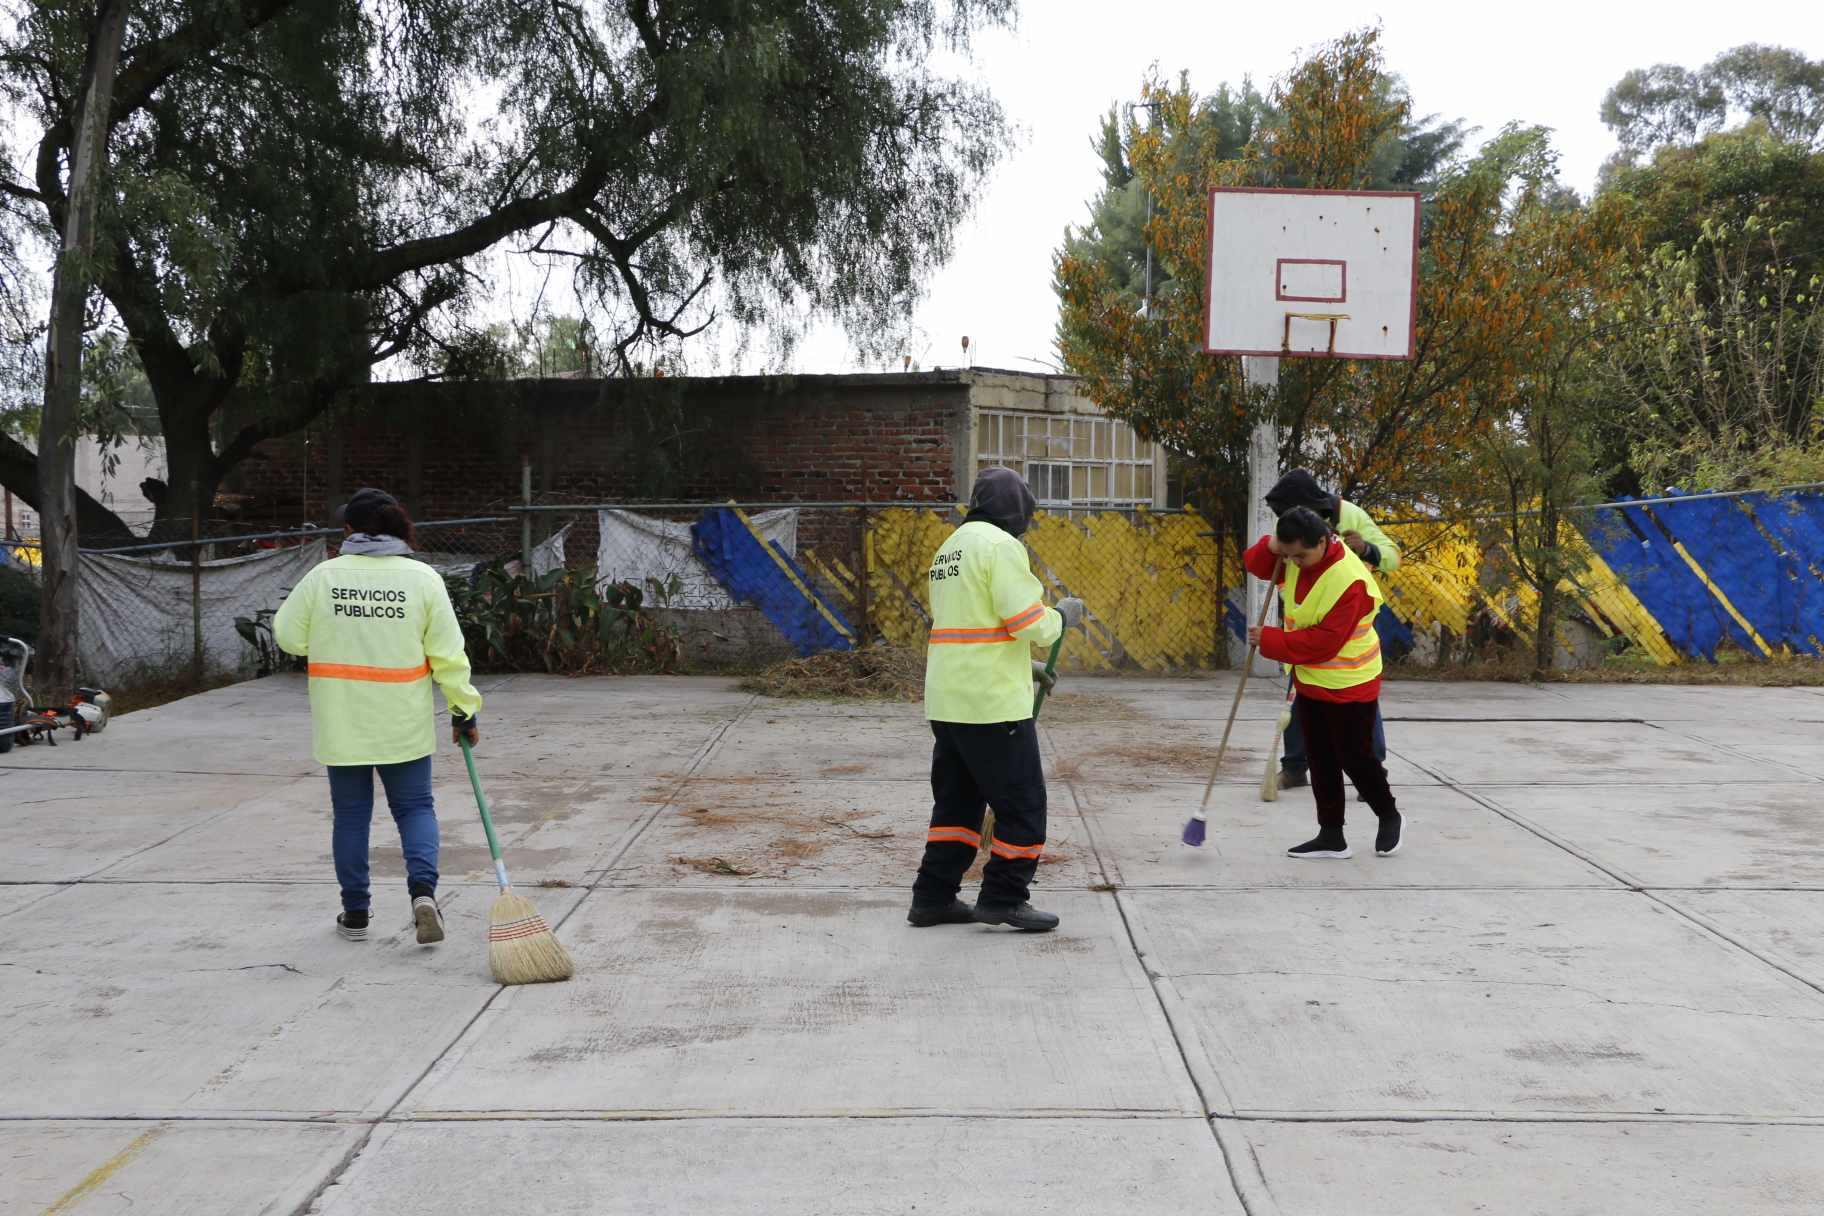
left=692, top=508, right=855, bottom=657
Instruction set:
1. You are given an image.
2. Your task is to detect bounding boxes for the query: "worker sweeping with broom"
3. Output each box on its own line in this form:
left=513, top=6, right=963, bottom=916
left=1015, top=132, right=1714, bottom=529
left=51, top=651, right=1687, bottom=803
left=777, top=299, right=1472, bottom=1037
left=908, top=467, right=1083, bottom=932
left=275, top=489, right=479, bottom=945
left=276, top=488, right=570, bottom=983
left=1263, top=469, right=1399, bottom=793
left=1245, top=505, right=1405, bottom=860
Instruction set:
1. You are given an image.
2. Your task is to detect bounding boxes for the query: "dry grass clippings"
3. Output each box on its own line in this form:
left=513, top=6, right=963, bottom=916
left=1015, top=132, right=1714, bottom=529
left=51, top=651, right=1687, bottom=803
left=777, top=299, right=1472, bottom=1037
left=739, top=643, right=924, bottom=701
left=673, top=855, right=757, bottom=877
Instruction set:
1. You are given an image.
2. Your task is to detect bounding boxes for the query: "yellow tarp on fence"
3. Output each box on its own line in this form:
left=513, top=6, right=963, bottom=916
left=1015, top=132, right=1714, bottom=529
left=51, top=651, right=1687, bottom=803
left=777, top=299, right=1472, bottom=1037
left=834, top=507, right=1685, bottom=671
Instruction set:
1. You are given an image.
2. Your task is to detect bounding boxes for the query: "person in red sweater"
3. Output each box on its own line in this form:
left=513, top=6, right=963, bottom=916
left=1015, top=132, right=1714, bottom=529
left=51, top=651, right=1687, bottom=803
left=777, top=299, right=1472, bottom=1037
left=1245, top=506, right=1405, bottom=859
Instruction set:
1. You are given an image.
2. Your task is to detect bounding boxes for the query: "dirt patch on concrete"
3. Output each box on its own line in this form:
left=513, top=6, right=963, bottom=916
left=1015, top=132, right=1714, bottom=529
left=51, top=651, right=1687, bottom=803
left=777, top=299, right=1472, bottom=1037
left=1041, top=691, right=1142, bottom=723
left=1068, top=742, right=1229, bottom=778
left=673, top=855, right=760, bottom=877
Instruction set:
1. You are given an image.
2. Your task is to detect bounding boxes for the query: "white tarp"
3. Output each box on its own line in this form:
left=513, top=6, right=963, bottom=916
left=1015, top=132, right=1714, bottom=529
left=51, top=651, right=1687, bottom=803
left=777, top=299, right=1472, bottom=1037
left=430, top=523, right=569, bottom=584
left=597, top=509, right=796, bottom=609
left=77, top=541, right=325, bottom=685
left=528, top=523, right=570, bottom=579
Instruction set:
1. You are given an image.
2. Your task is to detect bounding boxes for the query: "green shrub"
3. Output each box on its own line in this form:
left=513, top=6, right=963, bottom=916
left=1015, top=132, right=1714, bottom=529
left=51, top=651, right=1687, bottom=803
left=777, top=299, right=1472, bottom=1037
left=445, top=563, right=681, bottom=675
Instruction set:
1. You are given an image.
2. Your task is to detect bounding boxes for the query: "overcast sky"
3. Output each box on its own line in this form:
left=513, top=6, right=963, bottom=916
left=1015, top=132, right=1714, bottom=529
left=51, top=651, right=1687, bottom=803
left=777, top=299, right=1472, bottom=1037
left=742, top=0, right=1823, bottom=378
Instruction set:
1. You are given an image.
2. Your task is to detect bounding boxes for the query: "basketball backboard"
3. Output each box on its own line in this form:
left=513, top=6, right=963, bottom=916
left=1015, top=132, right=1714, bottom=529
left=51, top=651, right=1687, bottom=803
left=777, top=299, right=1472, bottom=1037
left=1203, top=187, right=1420, bottom=361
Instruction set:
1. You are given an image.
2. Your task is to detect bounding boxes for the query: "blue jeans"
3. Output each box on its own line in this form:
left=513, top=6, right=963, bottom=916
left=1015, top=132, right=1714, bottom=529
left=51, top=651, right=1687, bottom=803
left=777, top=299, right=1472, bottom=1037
left=1282, top=691, right=1386, bottom=773
left=327, top=756, right=439, bottom=913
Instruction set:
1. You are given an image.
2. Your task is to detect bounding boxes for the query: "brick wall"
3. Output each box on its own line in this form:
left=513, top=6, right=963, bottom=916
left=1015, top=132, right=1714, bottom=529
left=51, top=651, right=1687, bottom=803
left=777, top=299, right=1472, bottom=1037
left=231, top=372, right=973, bottom=528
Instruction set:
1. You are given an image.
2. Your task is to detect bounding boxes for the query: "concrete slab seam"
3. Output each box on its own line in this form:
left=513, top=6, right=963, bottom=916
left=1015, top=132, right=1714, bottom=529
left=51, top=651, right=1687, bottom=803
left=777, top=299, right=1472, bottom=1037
left=0, top=881, right=77, bottom=923
left=1208, top=1117, right=1285, bottom=1216
left=575, top=694, right=759, bottom=896
left=1661, top=724, right=1823, bottom=784
left=1642, top=892, right=1824, bottom=999
left=323, top=694, right=759, bottom=1200
left=1046, top=720, right=1260, bottom=1216
left=1404, top=752, right=1824, bottom=1005
left=1214, top=1109, right=1824, bottom=1126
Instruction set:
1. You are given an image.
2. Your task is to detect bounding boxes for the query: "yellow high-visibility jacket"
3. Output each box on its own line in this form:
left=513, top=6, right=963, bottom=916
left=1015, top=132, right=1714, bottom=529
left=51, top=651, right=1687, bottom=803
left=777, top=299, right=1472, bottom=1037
left=924, top=520, right=1063, bottom=723
left=274, top=555, right=482, bottom=766
left=1337, top=498, right=1401, bottom=572
left=1282, top=543, right=1385, bottom=691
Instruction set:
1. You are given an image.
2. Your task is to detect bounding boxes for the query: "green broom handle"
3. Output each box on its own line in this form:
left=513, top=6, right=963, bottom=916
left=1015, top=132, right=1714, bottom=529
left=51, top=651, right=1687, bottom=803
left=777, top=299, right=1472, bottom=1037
left=459, top=736, right=511, bottom=891
left=1032, top=634, right=1064, bottom=718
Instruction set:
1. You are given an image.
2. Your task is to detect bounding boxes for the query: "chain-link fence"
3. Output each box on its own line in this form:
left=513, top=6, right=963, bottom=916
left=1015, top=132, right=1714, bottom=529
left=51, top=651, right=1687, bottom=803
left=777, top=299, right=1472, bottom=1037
left=0, top=517, right=517, bottom=691
left=509, top=488, right=1824, bottom=674
left=2, top=484, right=1819, bottom=697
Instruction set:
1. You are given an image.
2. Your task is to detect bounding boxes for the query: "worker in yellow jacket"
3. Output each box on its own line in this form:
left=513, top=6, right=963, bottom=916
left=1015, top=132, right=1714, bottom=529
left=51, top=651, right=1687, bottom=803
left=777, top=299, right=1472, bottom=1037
left=910, top=467, right=1083, bottom=933
left=274, top=488, right=482, bottom=946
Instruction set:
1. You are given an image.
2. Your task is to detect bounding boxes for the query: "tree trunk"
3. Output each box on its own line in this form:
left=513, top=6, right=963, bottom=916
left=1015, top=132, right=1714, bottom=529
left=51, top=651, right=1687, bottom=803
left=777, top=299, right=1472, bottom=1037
left=1532, top=503, right=1561, bottom=677
left=150, top=418, right=221, bottom=546
left=37, top=0, right=130, bottom=702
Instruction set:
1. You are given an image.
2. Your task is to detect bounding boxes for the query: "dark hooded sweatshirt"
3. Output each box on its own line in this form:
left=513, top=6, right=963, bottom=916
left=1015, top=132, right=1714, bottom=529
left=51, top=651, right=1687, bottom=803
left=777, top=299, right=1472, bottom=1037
left=965, top=465, right=1037, bottom=538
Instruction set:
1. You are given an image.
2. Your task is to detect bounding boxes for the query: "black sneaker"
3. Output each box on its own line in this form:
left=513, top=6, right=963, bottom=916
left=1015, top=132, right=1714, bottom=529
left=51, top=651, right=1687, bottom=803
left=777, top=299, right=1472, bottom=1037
left=1286, top=835, right=1352, bottom=860
left=1278, top=768, right=1309, bottom=789
left=974, top=902, right=1060, bottom=932
left=907, top=899, right=977, bottom=928
left=337, top=910, right=369, bottom=942
left=1375, top=812, right=1406, bottom=857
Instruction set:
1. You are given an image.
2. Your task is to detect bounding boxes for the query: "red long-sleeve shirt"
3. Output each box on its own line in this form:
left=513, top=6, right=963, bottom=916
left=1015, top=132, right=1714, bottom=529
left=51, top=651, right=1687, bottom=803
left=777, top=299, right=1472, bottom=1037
left=1244, top=535, right=1381, bottom=703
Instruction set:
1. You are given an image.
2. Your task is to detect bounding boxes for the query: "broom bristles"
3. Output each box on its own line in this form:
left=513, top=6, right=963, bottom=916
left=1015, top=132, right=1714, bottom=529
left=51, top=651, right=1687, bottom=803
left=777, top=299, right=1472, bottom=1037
left=488, top=890, right=574, bottom=985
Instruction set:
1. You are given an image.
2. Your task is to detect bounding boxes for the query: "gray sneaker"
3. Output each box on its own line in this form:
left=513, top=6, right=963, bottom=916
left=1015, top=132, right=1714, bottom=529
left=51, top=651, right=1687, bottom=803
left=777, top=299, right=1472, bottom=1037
left=412, top=895, right=445, bottom=944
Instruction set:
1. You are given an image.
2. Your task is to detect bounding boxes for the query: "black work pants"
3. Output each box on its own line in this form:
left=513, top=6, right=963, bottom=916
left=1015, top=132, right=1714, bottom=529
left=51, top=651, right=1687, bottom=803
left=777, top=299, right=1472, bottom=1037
left=913, top=719, right=1047, bottom=910
left=1297, top=696, right=1398, bottom=835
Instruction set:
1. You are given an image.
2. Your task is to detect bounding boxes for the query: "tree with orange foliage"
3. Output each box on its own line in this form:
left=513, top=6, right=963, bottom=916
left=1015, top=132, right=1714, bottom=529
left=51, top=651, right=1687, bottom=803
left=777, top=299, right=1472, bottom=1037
left=1054, top=29, right=1628, bottom=553
left=1467, top=149, right=1638, bottom=674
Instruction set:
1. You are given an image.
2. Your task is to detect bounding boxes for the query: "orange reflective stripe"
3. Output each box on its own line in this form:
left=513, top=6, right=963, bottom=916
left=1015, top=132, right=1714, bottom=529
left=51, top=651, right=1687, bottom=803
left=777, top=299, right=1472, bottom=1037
left=989, top=840, right=1045, bottom=860
left=927, top=826, right=982, bottom=847
left=308, top=660, right=432, bottom=683
left=1311, top=642, right=1382, bottom=670
left=1001, top=603, right=1046, bottom=632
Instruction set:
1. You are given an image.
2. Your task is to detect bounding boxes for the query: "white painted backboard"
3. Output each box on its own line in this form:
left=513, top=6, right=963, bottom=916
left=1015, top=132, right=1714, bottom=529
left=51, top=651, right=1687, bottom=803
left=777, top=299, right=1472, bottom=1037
left=1204, top=187, right=1420, bottom=360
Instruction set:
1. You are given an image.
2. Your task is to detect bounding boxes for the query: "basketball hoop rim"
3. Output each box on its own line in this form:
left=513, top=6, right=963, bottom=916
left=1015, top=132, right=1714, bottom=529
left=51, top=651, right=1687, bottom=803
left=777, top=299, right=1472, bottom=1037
left=1202, top=186, right=1421, bottom=361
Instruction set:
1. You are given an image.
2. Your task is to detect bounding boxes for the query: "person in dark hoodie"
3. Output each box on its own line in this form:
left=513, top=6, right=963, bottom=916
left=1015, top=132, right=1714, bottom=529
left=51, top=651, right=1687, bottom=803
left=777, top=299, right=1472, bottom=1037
left=1262, top=469, right=1399, bottom=790
left=909, top=467, right=1084, bottom=933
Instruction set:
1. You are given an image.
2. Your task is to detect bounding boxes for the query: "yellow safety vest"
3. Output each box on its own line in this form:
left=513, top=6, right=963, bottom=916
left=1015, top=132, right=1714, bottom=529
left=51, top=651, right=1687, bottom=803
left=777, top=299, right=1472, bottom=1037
left=273, top=555, right=483, bottom=766
left=924, top=520, right=1063, bottom=723
left=1282, top=544, right=1384, bottom=690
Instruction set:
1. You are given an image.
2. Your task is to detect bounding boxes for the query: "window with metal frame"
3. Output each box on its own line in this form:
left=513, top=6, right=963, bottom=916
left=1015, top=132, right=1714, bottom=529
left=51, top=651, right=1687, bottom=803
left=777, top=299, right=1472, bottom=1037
left=973, top=411, right=1156, bottom=509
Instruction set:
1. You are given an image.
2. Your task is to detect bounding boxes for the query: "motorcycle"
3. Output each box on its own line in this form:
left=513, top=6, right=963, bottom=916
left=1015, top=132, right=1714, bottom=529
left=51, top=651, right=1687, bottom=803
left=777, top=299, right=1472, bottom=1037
left=0, top=636, right=112, bottom=752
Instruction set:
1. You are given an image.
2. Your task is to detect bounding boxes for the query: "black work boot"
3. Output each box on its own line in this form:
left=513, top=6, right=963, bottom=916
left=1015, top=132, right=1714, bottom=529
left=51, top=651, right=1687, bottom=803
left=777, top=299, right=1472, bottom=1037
left=907, top=899, right=977, bottom=928
left=1278, top=767, right=1309, bottom=789
left=337, top=909, right=369, bottom=942
left=974, top=901, right=1060, bottom=932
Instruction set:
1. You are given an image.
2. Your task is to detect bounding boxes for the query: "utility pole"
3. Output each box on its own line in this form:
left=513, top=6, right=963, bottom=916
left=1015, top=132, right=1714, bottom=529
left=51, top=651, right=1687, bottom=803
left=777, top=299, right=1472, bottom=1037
left=1129, top=99, right=1166, bottom=319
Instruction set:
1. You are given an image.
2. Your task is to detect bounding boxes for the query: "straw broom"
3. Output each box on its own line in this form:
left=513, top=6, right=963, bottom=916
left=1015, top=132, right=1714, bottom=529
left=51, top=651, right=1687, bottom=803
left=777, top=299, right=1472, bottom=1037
left=459, top=737, right=574, bottom=985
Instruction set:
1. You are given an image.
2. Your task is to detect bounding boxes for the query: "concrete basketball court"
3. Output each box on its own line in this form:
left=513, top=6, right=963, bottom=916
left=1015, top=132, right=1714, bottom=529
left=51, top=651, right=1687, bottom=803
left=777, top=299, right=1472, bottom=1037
left=4, top=673, right=1824, bottom=1215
